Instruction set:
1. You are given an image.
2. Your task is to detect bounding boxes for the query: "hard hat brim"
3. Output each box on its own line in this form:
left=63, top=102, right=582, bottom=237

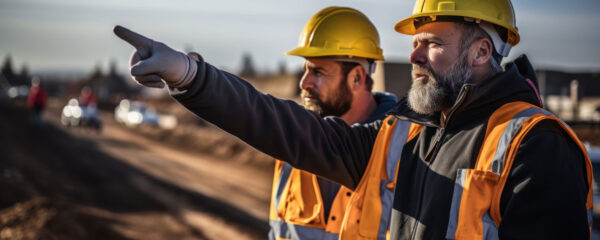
left=285, top=46, right=385, bottom=61
left=394, top=12, right=520, bottom=46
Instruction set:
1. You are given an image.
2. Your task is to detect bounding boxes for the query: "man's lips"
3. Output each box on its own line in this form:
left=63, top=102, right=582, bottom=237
left=304, top=97, right=318, bottom=103
left=414, top=74, right=428, bottom=83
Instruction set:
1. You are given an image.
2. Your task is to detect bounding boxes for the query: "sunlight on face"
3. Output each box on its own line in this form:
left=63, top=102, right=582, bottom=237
left=300, top=58, right=353, bottom=117
left=407, top=22, right=472, bottom=115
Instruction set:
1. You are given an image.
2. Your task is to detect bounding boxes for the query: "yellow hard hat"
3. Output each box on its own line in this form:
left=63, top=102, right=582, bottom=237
left=285, top=6, right=384, bottom=61
left=394, top=0, right=520, bottom=46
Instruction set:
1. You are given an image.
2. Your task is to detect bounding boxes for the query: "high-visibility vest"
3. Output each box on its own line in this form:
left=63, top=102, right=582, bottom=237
left=444, top=101, right=593, bottom=239
left=269, top=119, right=422, bottom=240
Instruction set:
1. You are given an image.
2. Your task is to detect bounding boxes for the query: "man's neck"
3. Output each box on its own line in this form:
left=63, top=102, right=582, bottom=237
left=340, top=92, right=376, bottom=125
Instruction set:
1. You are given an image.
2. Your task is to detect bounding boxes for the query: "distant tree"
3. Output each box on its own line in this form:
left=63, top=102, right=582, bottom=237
left=2, top=55, right=15, bottom=83
left=239, top=52, right=256, bottom=77
left=20, top=64, right=30, bottom=85
left=278, top=60, right=287, bottom=75
left=91, top=63, right=103, bottom=79
left=1, top=55, right=28, bottom=86
left=109, top=59, right=119, bottom=77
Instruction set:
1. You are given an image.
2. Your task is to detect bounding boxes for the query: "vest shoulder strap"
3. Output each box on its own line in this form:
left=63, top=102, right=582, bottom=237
left=447, top=101, right=593, bottom=239
left=474, top=101, right=592, bottom=224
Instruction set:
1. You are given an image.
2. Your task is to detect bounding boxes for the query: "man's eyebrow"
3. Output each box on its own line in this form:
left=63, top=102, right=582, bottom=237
left=414, top=33, right=444, bottom=42
left=306, top=64, right=326, bottom=72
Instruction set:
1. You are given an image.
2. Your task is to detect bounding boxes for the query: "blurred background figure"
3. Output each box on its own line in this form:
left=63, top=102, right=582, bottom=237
left=27, top=76, right=46, bottom=126
left=78, top=86, right=96, bottom=107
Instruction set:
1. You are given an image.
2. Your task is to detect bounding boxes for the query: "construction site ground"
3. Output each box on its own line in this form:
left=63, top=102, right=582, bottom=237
left=1, top=89, right=600, bottom=239
left=0, top=97, right=275, bottom=240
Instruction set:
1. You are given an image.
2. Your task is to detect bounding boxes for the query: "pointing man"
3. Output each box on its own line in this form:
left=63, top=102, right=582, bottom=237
left=114, top=1, right=592, bottom=239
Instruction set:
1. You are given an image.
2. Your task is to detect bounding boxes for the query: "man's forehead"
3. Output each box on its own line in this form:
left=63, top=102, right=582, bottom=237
left=413, top=22, right=459, bottom=39
left=304, top=58, right=339, bottom=70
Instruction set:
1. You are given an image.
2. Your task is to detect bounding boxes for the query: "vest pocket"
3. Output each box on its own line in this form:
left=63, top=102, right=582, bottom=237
left=278, top=170, right=323, bottom=226
left=446, top=169, right=500, bottom=240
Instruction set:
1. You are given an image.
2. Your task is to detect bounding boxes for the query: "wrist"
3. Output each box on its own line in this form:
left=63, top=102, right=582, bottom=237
left=169, top=53, right=198, bottom=89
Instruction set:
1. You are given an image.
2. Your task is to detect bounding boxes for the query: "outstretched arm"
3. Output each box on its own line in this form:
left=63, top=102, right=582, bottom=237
left=113, top=26, right=381, bottom=189
left=173, top=54, right=381, bottom=189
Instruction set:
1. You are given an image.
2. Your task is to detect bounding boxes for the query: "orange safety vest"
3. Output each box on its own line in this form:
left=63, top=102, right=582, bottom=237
left=269, top=119, right=422, bottom=240
left=443, top=101, right=594, bottom=239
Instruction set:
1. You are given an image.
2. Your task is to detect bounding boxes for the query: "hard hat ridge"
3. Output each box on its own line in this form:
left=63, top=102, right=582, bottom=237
left=395, top=0, right=520, bottom=56
left=285, top=6, right=384, bottom=61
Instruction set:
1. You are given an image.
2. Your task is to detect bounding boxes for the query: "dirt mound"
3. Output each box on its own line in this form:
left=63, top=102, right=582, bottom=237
left=0, top=198, right=125, bottom=240
left=0, top=100, right=269, bottom=239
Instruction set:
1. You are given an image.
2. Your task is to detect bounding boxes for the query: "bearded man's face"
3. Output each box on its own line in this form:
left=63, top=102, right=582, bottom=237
left=407, top=22, right=472, bottom=115
left=300, top=58, right=353, bottom=117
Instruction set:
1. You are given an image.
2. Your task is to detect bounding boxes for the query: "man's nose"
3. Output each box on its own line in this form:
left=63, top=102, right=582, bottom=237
left=409, top=45, right=427, bottom=65
left=299, top=72, right=313, bottom=90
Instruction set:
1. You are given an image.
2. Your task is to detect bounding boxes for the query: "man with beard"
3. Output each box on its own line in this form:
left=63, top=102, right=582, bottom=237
left=268, top=7, right=398, bottom=240
left=114, top=0, right=592, bottom=239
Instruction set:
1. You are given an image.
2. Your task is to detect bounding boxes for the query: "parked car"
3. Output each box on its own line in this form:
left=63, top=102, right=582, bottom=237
left=7, top=85, right=29, bottom=99
left=114, top=99, right=159, bottom=127
left=61, top=98, right=102, bottom=131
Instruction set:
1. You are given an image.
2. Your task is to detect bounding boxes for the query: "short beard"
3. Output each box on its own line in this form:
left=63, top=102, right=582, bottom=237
left=407, top=50, right=472, bottom=115
left=301, top=79, right=353, bottom=117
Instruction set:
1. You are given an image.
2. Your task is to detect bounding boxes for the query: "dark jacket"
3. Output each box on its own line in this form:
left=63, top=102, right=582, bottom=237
left=172, top=54, right=589, bottom=239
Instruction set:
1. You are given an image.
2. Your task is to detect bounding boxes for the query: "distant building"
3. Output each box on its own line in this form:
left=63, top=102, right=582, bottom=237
left=538, top=70, right=600, bottom=121
left=372, top=61, right=412, bottom=98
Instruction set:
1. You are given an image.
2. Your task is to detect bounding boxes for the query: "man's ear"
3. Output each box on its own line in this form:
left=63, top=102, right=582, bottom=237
left=347, top=65, right=367, bottom=91
left=471, top=38, right=493, bottom=66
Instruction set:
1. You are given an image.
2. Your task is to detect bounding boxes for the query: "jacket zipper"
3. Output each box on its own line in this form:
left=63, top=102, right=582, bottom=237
left=409, top=85, right=471, bottom=239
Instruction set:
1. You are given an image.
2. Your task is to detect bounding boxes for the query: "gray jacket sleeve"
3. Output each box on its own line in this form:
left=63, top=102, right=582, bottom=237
left=170, top=54, right=381, bottom=189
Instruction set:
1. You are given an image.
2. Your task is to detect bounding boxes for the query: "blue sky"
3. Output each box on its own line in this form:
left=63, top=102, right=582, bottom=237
left=1, top=0, right=599, bottom=76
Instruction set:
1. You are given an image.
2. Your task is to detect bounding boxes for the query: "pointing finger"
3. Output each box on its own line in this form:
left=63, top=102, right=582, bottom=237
left=114, top=25, right=153, bottom=58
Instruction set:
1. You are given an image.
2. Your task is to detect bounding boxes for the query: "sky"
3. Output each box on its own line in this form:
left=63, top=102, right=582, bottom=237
left=1, top=0, right=599, bottom=77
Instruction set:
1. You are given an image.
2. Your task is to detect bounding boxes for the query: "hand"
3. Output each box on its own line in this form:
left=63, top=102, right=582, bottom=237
left=113, top=25, right=197, bottom=88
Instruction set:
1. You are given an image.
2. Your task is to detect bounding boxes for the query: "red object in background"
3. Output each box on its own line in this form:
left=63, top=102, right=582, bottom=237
left=79, top=87, right=96, bottom=107
left=27, top=85, right=47, bottom=110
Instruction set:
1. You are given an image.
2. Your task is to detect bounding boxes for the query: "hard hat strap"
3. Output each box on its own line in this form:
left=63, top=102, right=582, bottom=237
left=479, top=22, right=512, bottom=57
left=326, top=57, right=376, bottom=75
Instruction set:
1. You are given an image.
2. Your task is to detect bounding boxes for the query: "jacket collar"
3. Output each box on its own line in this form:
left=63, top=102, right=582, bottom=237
left=366, top=92, right=399, bottom=123
left=389, top=55, right=541, bottom=129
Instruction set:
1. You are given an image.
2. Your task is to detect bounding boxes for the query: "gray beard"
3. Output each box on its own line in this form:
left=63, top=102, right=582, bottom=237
left=407, top=51, right=472, bottom=115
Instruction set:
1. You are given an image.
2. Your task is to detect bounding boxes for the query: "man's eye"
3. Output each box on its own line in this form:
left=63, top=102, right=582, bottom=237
left=428, top=41, right=441, bottom=47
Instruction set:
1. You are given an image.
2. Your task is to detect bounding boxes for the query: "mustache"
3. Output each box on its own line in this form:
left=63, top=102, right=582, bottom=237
left=301, top=89, right=320, bottom=100
left=411, top=64, right=434, bottom=78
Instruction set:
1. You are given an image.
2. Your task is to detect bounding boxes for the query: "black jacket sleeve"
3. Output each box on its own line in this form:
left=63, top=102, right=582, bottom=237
left=498, top=120, right=589, bottom=239
left=170, top=54, right=380, bottom=189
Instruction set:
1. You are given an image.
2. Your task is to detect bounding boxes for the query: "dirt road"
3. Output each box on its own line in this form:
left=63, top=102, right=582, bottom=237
left=0, top=99, right=273, bottom=240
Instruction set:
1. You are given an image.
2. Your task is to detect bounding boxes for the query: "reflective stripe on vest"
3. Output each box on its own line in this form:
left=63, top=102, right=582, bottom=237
left=445, top=101, right=593, bottom=239
left=379, top=119, right=412, bottom=237
left=339, top=117, right=421, bottom=240
left=274, top=163, right=293, bottom=214
left=269, top=219, right=339, bottom=240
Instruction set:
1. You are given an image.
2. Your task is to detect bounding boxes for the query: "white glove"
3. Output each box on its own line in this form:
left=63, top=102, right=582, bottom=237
left=113, top=25, right=197, bottom=89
